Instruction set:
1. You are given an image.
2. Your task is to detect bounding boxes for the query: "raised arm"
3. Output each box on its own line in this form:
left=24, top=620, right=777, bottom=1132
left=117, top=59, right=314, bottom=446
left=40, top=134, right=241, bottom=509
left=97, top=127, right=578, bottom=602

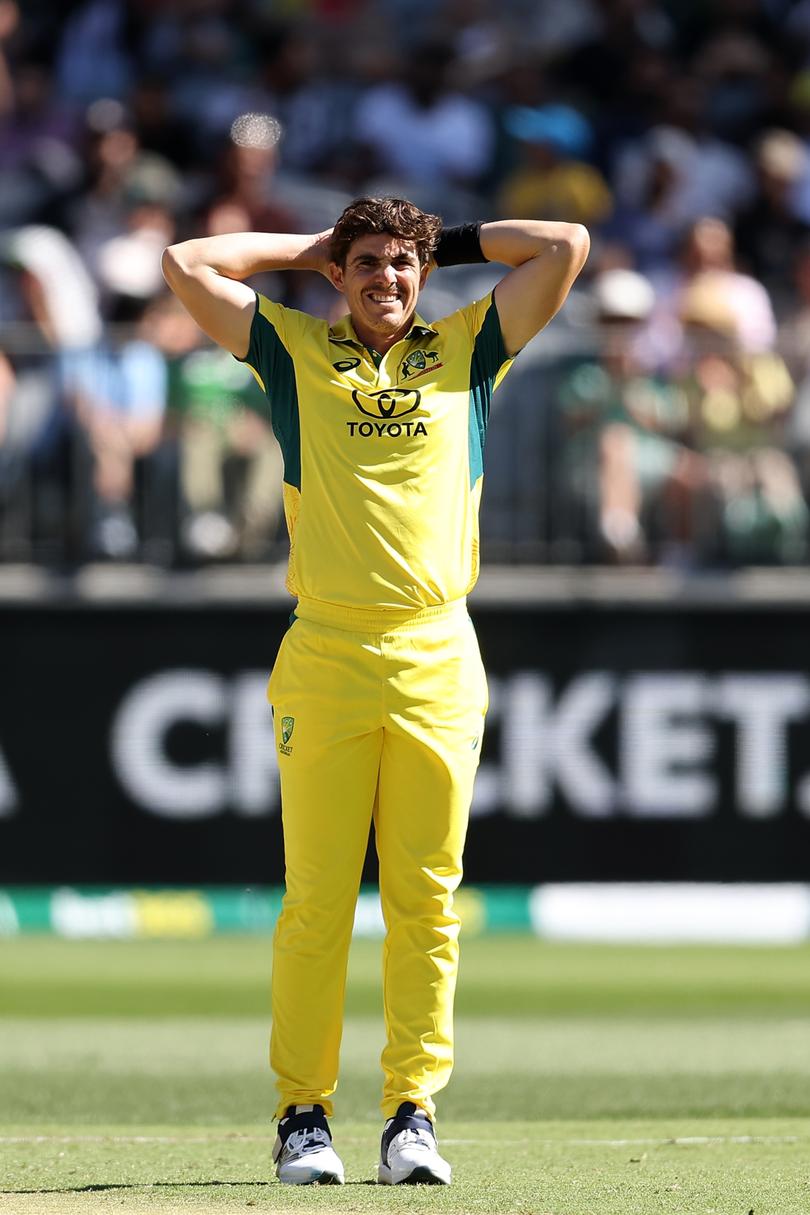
left=161, top=230, right=333, bottom=358
left=482, top=220, right=590, bottom=356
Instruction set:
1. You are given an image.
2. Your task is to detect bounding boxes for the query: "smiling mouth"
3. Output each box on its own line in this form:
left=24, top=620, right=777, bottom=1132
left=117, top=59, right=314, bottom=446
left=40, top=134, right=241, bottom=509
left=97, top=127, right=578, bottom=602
left=368, top=292, right=401, bottom=304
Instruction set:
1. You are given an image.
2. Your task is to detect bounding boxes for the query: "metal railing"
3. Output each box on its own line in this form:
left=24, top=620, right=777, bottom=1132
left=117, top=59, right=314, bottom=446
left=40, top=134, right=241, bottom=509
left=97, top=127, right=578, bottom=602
left=2, top=319, right=809, bottom=571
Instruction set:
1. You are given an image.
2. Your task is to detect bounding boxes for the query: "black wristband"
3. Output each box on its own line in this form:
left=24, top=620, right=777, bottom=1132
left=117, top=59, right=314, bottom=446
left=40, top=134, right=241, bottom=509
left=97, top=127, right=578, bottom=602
left=433, top=223, right=487, bottom=268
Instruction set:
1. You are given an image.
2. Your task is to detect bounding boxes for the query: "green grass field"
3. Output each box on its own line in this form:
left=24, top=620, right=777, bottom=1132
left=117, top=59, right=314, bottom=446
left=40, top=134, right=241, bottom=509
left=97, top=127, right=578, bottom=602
left=2, top=934, right=810, bottom=1214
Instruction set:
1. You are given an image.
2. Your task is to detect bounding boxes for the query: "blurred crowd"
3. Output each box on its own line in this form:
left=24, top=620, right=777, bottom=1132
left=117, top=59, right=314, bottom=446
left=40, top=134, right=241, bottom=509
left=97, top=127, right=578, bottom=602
left=3, top=0, right=810, bottom=565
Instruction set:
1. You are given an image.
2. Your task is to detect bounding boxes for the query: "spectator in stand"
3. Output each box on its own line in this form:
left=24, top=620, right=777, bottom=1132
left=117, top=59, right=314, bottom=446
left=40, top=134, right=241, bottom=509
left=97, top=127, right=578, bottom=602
left=141, top=0, right=255, bottom=150
left=130, top=76, right=198, bottom=172
left=95, top=199, right=177, bottom=313
left=1, top=224, right=103, bottom=429
left=0, top=1, right=83, bottom=230
left=206, top=113, right=297, bottom=237
left=0, top=224, right=102, bottom=552
left=660, top=75, right=759, bottom=218
left=0, top=3, right=76, bottom=168
left=247, top=24, right=357, bottom=177
left=641, top=216, right=777, bottom=371
left=352, top=40, right=495, bottom=196
left=70, top=292, right=168, bottom=559
left=497, top=104, right=613, bottom=227
left=54, top=0, right=135, bottom=105
left=778, top=241, right=810, bottom=386
left=605, top=126, right=690, bottom=273
left=556, top=268, right=693, bottom=563
left=553, top=0, right=677, bottom=114
left=675, top=274, right=806, bottom=565
left=691, top=27, right=774, bottom=146
left=734, top=129, right=810, bottom=318
left=776, top=240, right=810, bottom=504
left=156, top=293, right=283, bottom=561
left=64, top=99, right=180, bottom=290
left=155, top=195, right=284, bottom=560
left=523, top=0, right=603, bottom=59
left=611, top=78, right=755, bottom=268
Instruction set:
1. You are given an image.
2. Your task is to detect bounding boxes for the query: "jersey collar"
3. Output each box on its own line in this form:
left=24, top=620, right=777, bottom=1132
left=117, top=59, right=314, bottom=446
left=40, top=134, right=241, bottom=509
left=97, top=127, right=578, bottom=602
left=328, top=312, right=437, bottom=347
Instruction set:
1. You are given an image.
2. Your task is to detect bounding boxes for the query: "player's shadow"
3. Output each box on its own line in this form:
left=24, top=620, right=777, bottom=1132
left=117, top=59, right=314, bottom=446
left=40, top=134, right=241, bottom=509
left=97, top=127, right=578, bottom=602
left=6, top=1179, right=377, bottom=1192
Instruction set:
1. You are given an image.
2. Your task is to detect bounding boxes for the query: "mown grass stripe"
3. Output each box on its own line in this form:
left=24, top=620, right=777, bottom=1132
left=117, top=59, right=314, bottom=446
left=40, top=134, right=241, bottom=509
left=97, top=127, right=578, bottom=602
left=1, top=1132, right=805, bottom=1147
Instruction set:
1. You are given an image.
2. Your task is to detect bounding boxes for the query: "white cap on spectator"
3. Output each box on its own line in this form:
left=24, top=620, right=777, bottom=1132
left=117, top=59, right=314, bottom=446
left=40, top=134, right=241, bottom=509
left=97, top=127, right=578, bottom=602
left=592, top=269, right=655, bottom=321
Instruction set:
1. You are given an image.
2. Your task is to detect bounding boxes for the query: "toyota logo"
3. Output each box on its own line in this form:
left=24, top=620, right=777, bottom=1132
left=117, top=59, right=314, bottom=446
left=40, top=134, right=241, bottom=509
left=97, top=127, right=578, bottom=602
left=351, top=388, right=421, bottom=420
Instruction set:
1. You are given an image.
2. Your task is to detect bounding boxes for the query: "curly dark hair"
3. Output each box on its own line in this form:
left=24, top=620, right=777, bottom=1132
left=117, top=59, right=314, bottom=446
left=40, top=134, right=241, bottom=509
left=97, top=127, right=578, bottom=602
left=330, top=196, right=442, bottom=267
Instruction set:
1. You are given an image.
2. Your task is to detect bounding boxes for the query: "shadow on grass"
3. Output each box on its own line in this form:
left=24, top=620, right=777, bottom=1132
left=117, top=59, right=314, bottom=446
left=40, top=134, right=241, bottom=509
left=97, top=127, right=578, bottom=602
left=3, top=1180, right=377, bottom=1193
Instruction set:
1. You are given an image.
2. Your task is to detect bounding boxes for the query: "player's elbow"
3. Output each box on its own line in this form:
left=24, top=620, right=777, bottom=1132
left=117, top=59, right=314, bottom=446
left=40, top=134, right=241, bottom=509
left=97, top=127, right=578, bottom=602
left=562, top=224, right=591, bottom=270
left=162, top=241, right=205, bottom=290
left=161, top=243, right=185, bottom=290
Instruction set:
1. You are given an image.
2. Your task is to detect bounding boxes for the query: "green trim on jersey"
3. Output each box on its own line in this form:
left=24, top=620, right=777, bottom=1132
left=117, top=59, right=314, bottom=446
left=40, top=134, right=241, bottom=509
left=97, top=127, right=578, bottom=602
left=234, top=289, right=515, bottom=612
left=468, top=296, right=509, bottom=484
left=241, top=297, right=302, bottom=490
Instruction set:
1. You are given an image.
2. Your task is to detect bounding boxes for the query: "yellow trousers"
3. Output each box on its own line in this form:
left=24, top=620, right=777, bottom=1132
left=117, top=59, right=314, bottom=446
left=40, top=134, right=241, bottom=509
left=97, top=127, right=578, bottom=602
left=267, top=597, right=488, bottom=1121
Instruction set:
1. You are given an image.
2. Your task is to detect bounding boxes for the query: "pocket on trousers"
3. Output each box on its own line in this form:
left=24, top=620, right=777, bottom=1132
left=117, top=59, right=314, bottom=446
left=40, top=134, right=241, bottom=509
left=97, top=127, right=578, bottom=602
left=267, top=618, right=299, bottom=706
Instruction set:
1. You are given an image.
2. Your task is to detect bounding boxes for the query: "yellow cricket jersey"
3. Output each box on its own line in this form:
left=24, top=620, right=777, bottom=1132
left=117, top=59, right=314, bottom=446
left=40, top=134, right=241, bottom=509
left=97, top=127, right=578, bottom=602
left=239, top=291, right=514, bottom=615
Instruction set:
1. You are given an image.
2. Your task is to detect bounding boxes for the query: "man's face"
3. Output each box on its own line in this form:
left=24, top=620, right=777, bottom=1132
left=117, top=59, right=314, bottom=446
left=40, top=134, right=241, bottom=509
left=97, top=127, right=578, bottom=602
left=329, top=234, right=428, bottom=348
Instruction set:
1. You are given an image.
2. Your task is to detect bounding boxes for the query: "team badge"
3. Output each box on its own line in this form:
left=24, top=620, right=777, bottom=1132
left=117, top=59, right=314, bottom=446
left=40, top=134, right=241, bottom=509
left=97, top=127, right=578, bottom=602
left=400, top=349, right=439, bottom=379
left=281, top=716, right=295, bottom=745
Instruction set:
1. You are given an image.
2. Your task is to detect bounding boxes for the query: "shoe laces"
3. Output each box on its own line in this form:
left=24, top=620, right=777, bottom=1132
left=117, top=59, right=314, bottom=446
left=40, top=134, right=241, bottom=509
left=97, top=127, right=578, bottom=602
left=284, top=1126, right=331, bottom=1158
left=390, top=1126, right=436, bottom=1153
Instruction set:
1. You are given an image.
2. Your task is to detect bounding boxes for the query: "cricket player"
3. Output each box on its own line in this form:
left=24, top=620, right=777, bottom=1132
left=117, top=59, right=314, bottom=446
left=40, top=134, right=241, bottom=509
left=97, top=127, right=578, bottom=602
left=162, top=197, right=588, bottom=1185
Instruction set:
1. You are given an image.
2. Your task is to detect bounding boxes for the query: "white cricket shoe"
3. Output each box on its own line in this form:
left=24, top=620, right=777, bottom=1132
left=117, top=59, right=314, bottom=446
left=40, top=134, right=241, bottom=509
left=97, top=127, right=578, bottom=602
left=377, top=1102, right=452, bottom=1185
left=272, top=1104, right=344, bottom=1185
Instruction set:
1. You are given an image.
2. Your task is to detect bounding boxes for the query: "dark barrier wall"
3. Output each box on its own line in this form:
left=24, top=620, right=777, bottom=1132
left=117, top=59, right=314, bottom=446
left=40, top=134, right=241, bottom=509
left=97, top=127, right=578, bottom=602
left=2, top=600, right=810, bottom=883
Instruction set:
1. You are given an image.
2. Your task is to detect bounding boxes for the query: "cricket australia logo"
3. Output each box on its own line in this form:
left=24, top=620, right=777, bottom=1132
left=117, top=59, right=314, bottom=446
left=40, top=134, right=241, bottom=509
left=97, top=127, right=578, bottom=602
left=400, top=349, right=441, bottom=380
left=347, top=388, right=427, bottom=438
left=279, top=716, right=295, bottom=755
